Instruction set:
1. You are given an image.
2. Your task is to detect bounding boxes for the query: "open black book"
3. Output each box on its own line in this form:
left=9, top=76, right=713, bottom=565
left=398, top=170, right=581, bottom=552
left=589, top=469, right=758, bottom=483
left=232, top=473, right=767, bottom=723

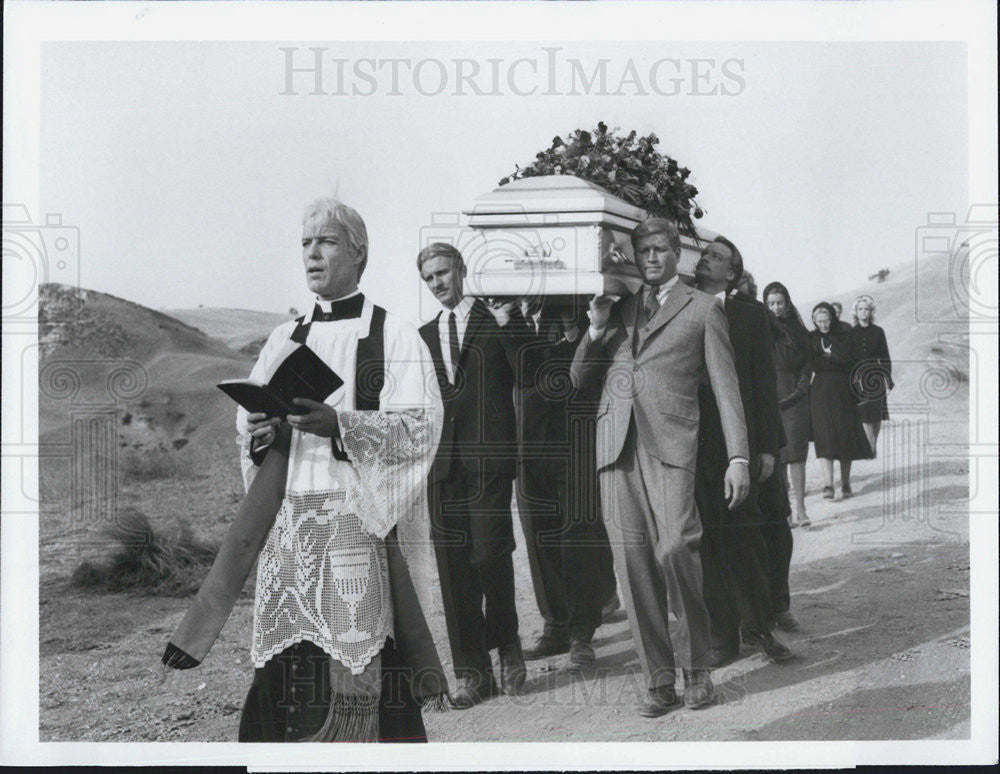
left=218, top=341, right=344, bottom=418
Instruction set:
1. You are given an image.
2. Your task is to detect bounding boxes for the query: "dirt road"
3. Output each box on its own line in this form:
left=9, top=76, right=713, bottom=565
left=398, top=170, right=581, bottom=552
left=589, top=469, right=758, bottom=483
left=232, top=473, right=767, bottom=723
left=38, top=412, right=970, bottom=743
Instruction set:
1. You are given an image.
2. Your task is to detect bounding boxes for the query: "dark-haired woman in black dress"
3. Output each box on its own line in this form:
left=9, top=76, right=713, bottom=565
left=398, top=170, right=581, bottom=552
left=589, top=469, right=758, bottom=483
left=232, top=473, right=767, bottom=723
left=763, top=282, right=812, bottom=527
left=809, top=302, right=872, bottom=499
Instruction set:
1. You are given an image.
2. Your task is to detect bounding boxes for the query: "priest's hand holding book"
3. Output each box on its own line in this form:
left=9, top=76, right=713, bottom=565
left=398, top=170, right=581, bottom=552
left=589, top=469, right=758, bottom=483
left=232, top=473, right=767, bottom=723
left=221, top=341, right=347, bottom=458
left=286, top=398, right=341, bottom=438
left=247, top=400, right=340, bottom=441
left=247, top=413, right=281, bottom=448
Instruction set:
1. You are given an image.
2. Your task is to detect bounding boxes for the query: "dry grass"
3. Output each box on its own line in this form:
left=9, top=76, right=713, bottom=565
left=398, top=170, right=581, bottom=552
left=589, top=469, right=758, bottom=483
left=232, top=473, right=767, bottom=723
left=120, top=445, right=196, bottom=483
left=71, top=507, right=217, bottom=597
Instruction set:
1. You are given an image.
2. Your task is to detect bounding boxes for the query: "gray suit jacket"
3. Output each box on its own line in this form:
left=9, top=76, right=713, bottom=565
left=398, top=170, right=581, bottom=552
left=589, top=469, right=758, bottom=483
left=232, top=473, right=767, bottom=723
left=570, top=282, right=749, bottom=473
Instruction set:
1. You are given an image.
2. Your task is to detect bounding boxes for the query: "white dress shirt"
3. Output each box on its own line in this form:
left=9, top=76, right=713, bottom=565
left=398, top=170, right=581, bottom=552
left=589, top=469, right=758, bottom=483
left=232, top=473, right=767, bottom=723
left=437, top=295, right=475, bottom=382
left=529, top=309, right=542, bottom=335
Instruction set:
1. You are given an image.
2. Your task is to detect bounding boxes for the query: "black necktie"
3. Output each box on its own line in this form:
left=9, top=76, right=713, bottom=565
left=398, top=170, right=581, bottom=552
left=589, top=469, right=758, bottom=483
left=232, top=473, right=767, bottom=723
left=448, top=311, right=461, bottom=383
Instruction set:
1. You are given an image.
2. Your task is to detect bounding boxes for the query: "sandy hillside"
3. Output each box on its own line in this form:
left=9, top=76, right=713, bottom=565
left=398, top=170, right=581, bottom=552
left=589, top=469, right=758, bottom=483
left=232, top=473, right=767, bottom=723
left=38, top=255, right=970, bottom=743
left=166, top=307, right=293, bottom=354
left=38, top=284, right=256, bottom=594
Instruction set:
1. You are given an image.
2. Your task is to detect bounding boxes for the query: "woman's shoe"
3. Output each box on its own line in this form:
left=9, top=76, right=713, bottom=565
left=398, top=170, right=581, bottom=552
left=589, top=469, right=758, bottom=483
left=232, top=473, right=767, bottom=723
left=822, top=486, right=835, bottom=499
left=841, top=485, right=853, bottom=499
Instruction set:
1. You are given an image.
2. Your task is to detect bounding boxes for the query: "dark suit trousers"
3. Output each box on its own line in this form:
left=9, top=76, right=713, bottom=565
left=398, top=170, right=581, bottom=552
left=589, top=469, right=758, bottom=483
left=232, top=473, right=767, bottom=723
left=429, top=465, right=518, bottom=678
left=599, top=418, right=712, bottom=688
left=695, top=384, right=775, bottom=644
left=757, top=467, right=794, bottom=615
left=695, top=470, right=775, bottom=647
left=516, top=447, right=615, bottom=642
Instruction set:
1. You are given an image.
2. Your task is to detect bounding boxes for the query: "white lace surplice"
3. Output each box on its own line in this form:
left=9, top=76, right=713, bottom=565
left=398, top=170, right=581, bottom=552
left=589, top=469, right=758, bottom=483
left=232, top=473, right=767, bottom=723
left=236, top=301, right=442, bottom=674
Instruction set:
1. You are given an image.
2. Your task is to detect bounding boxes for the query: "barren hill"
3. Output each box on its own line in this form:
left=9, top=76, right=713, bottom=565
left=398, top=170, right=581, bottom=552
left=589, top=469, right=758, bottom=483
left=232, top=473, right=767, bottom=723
left=165, top=307, right=293, bottom=354
left=39, top=283, right=253, bottom=458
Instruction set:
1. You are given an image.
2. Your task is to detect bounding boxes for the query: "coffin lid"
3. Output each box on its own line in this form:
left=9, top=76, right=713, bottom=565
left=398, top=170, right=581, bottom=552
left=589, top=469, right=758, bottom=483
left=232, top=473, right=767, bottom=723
left=464, top=175, right=648, bottom=221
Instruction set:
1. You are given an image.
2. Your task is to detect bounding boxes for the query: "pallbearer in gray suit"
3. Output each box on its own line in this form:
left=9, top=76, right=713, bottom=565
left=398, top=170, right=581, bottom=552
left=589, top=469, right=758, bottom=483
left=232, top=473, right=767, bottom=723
left=570, top=218, right=750, bottom=718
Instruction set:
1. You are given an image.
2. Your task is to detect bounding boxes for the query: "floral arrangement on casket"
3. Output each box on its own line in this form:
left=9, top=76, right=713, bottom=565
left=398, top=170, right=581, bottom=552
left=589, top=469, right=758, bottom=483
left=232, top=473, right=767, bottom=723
left=499, top=122, right=704, bottom=239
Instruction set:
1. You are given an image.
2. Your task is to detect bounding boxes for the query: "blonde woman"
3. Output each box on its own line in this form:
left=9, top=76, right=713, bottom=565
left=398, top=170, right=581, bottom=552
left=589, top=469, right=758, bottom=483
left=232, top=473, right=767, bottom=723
left=850, top=294, right=893, bottom=455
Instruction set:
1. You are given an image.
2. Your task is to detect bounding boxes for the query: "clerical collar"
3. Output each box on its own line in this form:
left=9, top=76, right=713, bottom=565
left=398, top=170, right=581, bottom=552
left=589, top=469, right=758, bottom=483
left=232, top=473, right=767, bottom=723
left=442, top=295, right=474, bottom=320
left=312, top=290, right=364, bottom=321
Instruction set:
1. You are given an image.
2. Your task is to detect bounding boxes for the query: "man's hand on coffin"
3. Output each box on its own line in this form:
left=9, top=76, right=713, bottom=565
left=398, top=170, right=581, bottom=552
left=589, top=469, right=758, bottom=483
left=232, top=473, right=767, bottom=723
left=247, top=412, right=281, bottom=447
left=587, top=293, right=617, bottom=333
left=287, top=398, right=341, bottom=438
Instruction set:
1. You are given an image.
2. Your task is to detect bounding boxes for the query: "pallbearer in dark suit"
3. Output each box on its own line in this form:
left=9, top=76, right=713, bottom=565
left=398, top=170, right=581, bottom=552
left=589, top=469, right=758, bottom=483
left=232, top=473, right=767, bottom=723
left=417, top=243, right=528, bottom=709
left=515, top=295, right=616, bottom=670
left=693, top=237, right=794, bottom=666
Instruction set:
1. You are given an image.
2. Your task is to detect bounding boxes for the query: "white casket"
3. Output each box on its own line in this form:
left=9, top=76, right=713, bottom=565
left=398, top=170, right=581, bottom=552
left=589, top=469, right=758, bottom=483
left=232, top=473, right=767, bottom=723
left=451, top=175, right=716, bottom=297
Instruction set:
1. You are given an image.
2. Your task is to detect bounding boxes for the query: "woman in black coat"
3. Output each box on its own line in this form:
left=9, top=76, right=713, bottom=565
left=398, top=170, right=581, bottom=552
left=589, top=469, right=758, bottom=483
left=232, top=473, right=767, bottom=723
left=763, top=282, right=812, bottom=526
left=850, top=294, right=893, bottom=455
left=809, top=302, right=872, bottom=499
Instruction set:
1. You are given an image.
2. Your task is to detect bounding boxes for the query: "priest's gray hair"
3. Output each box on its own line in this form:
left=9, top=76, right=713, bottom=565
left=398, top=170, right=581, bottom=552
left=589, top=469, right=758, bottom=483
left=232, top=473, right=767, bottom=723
left=303, top=197, right=370, bottom=279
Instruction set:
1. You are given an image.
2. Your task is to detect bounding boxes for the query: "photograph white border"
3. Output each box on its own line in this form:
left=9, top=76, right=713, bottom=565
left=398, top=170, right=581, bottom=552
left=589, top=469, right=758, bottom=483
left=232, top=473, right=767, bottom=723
left=2, top=1, right=997, bottom=768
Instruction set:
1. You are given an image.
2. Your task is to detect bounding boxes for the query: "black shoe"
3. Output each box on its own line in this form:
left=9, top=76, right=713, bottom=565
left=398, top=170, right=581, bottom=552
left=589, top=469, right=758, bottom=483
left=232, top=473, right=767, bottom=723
left=498, top=638, right=526, bottom=695
left=564, top=639, right=596, bottom=674
left=449, top=671, right=498, bottom=709
left=774, top=610, right=800, bottom=632
left=601, top=592, right=622, bottom=623
left=682, top=669, right=714, bottom=709
left=522, top=631, right=569, bottom=660
left=745, top=630, right=794, bottom=662
left=707, top=643, right=740, bottom=669
left=638, top=685, right=681, bottom=718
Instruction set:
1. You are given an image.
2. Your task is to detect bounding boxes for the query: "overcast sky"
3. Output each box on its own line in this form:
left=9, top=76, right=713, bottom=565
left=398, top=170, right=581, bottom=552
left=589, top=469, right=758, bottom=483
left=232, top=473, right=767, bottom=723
left=40, top=40, right=968, bottom=325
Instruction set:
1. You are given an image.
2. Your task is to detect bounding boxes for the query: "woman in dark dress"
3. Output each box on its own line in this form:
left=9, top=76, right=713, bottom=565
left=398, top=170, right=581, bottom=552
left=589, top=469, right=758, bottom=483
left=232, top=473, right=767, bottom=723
left=850, top=294, right=893, bottom=455
left=762, top=282, right=812, bottom=527
left=809, top=302, right=872, bottom=499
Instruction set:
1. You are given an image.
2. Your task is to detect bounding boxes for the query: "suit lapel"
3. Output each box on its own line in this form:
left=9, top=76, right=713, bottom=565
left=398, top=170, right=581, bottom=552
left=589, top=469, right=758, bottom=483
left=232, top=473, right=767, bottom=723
left=637, top=282, right=694, bottom=354
left=422, top=314, right=450, bottom=390
left=619, top=292, right=639, bottom=350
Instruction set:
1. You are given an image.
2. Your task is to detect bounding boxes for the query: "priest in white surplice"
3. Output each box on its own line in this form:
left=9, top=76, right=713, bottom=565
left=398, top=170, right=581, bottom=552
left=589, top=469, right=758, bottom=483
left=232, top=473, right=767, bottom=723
left=236, top=198, right=446, bottom=743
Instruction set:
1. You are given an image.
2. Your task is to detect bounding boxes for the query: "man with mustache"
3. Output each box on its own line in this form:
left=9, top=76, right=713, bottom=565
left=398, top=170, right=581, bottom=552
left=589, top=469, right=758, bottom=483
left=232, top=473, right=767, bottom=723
left=693, top=237, right=794, bottom=667
left=417, top=242, right=530, bottom=708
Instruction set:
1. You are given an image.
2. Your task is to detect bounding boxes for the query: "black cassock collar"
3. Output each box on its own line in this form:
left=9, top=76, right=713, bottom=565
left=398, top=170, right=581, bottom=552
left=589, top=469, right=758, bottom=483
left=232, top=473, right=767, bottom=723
left=312, top=293, right=365, bottom=322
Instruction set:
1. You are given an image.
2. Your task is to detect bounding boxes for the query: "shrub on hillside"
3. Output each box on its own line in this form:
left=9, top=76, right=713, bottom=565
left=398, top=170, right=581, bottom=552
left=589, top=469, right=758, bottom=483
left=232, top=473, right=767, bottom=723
left=71, top=508, right=217, bottom=596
